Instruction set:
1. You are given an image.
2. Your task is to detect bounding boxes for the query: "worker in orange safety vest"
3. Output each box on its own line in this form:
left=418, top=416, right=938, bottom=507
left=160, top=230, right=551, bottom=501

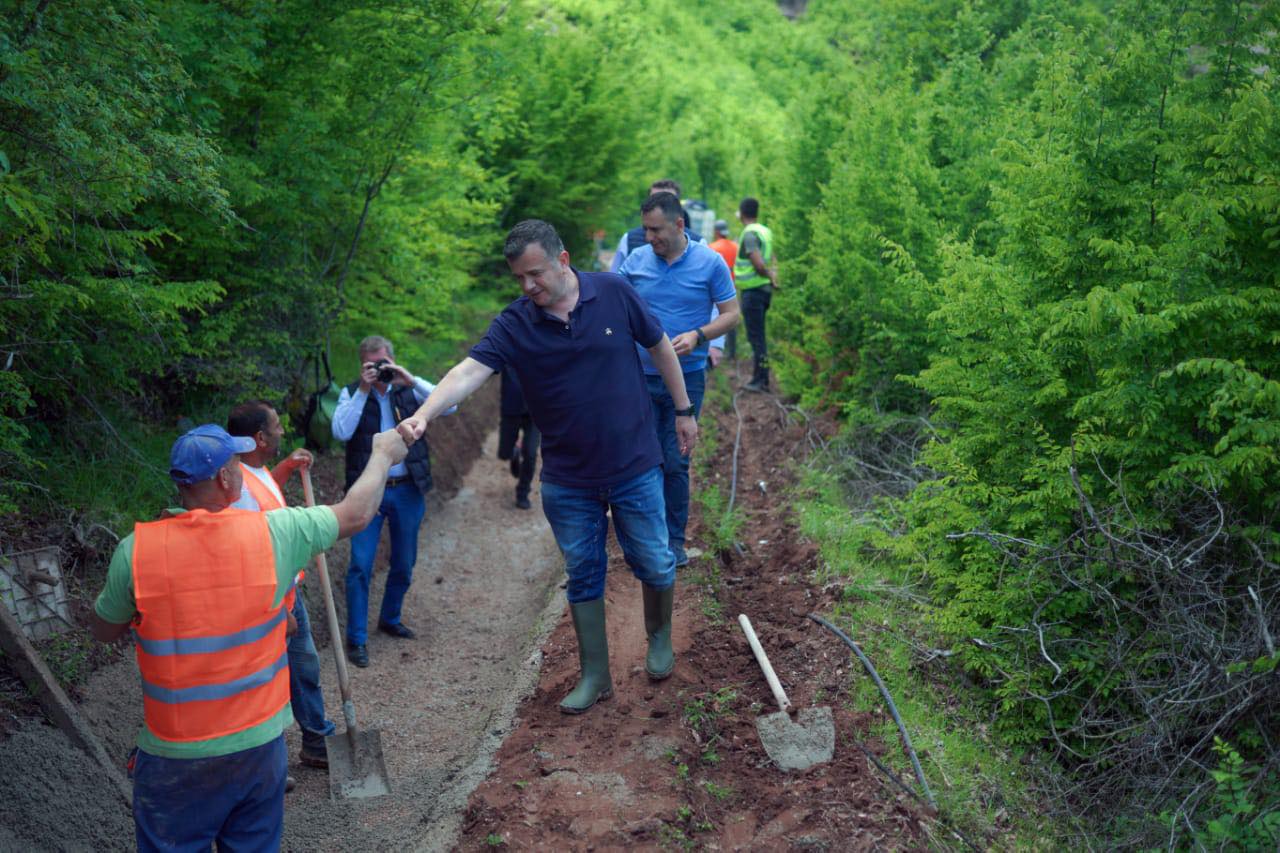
left=91, top=422, right=411, bottom=852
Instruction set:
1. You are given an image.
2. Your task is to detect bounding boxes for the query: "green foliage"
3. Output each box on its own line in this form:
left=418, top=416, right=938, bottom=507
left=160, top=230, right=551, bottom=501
left=772, top=0, right=1280, bottom=839
left=1165, top=739, right=1280, bottom=849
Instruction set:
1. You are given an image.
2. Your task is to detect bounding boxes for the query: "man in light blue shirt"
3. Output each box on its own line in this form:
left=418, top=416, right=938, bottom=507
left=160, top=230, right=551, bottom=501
left=332, top=335, right=452, bottom=666
left=619, top=192, right=740, bottom=567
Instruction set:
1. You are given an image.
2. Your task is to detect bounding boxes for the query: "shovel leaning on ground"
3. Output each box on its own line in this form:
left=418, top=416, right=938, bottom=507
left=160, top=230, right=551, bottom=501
left=738, top=613, right=835, bottom=771
left=301, top=469, right=391, bottom=800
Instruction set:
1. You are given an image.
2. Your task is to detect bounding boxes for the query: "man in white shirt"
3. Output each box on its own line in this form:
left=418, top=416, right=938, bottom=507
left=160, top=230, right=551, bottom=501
left=331, top=335, right=450, bottom=667
left=228, top=400, right=335, bottom=777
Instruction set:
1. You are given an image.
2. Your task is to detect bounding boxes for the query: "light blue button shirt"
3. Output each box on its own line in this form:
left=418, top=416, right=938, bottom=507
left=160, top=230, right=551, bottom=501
left=618, top=240, right=736, bottom=375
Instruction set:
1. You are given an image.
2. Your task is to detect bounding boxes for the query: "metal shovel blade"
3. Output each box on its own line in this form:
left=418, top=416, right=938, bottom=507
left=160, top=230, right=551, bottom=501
left=755, top=705, right=835, bottom=771
left=326, top=728, right=391, bottom=800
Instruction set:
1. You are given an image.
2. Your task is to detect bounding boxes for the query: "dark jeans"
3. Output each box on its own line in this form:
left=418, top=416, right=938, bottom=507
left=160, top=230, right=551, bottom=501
left=741, top=285, right=773, bottom=382
left=645, top=369, right=706, bottom=556
left=288, top=595, right=334, bottom=754
left=132, top=735, right=286, bottom=852
left=346, top=482, right=425, bottom=645
left=497, top=414, right=540, bottom=498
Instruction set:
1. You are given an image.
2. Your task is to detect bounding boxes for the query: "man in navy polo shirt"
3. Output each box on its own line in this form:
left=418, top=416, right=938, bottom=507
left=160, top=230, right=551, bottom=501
left=397, top=220, right=698, bottom=715
left=618, top=192, right=739, bottom=569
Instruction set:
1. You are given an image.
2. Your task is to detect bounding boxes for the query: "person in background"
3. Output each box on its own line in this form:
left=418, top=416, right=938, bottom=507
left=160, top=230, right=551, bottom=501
left=707, top=219, right=739, bottom=362
left=609, top=179, right=704, bottom=273
left=91, top=424, right=411, bottom=852
left=496, top=365, right=540, bottom=509
left=396, top=219, right=698, bottom=715
left=734, top=197, right=778, bottom=392
left=331, top=335, right=450, bottom=667
left=227, top=400, right=335, bottom=781
left=618, top=192, right=739, bottom=569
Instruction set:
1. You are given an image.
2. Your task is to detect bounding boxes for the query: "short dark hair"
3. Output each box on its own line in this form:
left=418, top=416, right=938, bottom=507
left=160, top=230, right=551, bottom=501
left=649, top=178, right=681, bottom=197
left=641, top=192, right=683, bottom=224
left=504, top=219, right=565, bottom=261
left=739, top=197, right=760, bottom=219
left=227, top=400, right=275, bottom=438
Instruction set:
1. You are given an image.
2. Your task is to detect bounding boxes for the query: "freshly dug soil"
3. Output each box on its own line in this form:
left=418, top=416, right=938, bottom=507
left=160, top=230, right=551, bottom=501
left=457, top=373, right=928, bottom=850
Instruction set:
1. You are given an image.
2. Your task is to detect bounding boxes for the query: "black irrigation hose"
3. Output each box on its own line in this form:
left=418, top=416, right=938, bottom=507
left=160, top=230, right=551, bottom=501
left=808, top=612, right=937, bottom=809
left=726, top=388, right=745, bottom=518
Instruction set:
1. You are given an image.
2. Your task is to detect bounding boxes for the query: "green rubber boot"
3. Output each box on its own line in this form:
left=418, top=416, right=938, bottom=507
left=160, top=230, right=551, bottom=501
left=643, top=584, right=675, bottom=680
left=559, top=598, right=613, bottom=714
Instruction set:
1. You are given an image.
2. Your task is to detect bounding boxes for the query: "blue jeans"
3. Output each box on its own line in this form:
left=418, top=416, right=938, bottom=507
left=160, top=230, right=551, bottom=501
left=646, top=369, right=707, bottom=555
left=288, top=595, right=335, bottom=753
left=541, top=465, right=675, bottom=603
left=346, top=482, right=425, bottom=645
left=132, top=735, right=286, bottom=852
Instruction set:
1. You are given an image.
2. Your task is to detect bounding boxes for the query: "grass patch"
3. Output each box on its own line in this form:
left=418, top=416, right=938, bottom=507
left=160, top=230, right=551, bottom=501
left=795, top=462, right=1062, bottom=847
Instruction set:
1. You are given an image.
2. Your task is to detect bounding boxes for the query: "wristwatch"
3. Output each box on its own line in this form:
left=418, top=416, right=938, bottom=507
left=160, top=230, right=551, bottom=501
left=694, top=327, right=708, bottom=346
left=674, top=405, right=696, bottom=418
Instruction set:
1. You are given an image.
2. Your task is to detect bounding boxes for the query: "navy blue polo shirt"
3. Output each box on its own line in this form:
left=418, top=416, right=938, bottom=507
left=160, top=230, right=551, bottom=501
left=469, top=270, right=665, bottom=488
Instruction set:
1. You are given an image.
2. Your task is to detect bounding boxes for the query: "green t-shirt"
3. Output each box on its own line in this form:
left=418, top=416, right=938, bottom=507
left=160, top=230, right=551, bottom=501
left=95, top=505, right=339, bottom=759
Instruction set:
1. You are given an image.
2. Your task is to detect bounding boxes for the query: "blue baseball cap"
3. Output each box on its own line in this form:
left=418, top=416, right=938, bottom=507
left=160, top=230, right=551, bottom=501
left=169, top=424, right=256, bottom=485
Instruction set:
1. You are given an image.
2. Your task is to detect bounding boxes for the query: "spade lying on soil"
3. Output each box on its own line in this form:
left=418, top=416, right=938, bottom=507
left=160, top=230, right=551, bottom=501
left=738, top=613, right=835, bottom=771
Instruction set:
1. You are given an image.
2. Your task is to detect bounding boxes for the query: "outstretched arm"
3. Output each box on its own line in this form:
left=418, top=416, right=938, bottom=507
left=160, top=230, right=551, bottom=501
left=397, top=357, right=496, bottom=442
left=330, top=429, right=412, bottom=538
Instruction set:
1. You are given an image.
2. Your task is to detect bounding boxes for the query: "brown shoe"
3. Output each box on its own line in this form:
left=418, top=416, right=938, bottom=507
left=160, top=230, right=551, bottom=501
left=299, top=748, right=329, bottom=770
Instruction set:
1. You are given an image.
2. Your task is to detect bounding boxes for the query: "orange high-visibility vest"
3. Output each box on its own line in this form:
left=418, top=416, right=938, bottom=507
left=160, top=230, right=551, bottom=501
left=239, top=463, right=303, bottom=608
left=131, top=509, right=290, bottom=742
left=240, top=463, right=284, bottom=511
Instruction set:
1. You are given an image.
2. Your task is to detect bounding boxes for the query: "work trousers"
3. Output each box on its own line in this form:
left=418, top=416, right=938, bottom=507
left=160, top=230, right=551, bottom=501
left=740, top=285, right=773, bottom=383
left=288, top=595, right=335, bottom=754
left=132, top=735, right=286, bottom=852
left=497, top=414, right=541, bottom=500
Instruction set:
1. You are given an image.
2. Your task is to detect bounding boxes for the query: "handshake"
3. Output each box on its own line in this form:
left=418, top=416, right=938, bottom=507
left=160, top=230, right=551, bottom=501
left=373, top=427, right=415, bottom=465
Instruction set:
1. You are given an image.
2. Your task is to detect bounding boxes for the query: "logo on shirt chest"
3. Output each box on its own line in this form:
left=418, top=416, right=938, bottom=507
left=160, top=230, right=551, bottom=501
left=605, top=327, right=613, bottom=335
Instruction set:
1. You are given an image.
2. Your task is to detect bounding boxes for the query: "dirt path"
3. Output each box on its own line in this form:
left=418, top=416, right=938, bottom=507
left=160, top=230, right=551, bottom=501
left=0, top=420, right=568, bottom=852
left=458, top=374, right=928, bottom=850
left=0, top=374, right=933, bottom=851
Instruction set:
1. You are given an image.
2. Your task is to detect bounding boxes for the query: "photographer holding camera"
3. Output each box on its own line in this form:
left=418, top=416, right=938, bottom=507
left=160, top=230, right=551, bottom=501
left=332, top=335, right=451, bottom=667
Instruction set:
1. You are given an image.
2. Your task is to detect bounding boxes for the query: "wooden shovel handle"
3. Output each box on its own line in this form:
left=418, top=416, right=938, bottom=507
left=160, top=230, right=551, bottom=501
left=738, top=613, right=792, bottom=714
left=301, top=469, right=355, bottom=711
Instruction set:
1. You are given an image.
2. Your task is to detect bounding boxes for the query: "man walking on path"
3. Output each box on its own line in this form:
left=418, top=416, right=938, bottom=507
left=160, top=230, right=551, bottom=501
left=497, top=366, right=540, bottom=509
left=397, top=219, right=698, bottom=715
left=332, top=335, right=450, bottom=667
left=618, top=192, right=739, bottom=568
left=734, top=197, right=778, bottom=392
left=609, top=179, right=704, bottom=273
left=708, top=219, right=739, bottom=361
left=227, top=400, right=336, bottom=775
left=91, top=423, right=411, bottom=852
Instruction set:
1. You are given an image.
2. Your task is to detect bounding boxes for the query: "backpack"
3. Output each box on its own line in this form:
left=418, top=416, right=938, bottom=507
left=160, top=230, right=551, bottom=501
left=300, top=349, right=342, bottom=451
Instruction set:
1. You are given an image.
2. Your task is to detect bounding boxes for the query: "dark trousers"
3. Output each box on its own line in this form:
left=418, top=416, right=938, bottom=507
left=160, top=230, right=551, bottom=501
left=741, top=285, right=773, bottom=383
left=498, top=414, right=540, bottom=499
left=132, top=735, right=286, bottom=852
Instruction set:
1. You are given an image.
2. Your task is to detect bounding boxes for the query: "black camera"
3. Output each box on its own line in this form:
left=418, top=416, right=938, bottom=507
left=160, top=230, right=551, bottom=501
left=373, top=358, right=396, bottom=383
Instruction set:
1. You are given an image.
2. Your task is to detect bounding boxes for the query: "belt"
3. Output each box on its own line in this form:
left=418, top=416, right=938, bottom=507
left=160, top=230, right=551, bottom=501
left=386, top=476, right=413, bottom=488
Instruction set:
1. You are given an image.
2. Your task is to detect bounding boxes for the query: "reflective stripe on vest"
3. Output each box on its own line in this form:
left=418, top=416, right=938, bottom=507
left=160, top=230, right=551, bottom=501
left=132, top=509, right=289, bottom=743
left=240, top=463, right=285, bottom=511
left=734, top=222, right=773, bottom=286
